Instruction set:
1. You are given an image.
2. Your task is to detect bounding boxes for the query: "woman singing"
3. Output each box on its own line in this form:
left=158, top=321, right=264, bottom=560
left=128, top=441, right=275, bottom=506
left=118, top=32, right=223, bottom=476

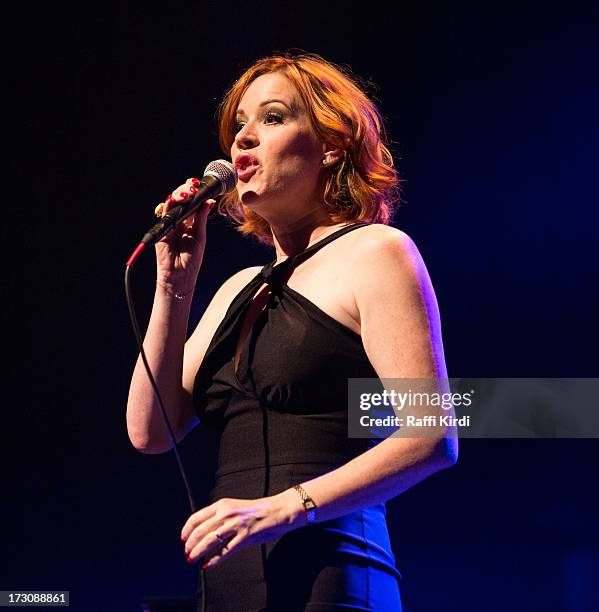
left=127, top=53, right=458, bottom=611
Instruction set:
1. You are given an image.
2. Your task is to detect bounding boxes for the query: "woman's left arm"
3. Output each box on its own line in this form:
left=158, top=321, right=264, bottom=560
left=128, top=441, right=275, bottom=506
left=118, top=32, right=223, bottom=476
left=182, top=228, right=458, bottom=565
left=277, top=228, right=458, bottom=522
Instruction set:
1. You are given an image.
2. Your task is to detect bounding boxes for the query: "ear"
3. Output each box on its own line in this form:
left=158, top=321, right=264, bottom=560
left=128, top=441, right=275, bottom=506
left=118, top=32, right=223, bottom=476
left=321, top=144, right=345, bottom=167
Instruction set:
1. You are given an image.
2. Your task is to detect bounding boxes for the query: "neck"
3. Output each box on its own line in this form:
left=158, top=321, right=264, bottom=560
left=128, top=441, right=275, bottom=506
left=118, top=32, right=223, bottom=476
left=269, top=209, right=347, bottom=262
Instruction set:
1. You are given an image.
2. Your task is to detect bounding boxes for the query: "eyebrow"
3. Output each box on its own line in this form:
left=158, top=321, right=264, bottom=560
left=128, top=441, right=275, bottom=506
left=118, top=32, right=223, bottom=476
left=235, top=98, right=298, bottom=117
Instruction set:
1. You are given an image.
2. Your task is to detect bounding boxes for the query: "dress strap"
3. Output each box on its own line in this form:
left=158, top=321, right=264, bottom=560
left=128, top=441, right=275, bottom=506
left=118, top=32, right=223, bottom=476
left=260, top=222, right=371, bottom=287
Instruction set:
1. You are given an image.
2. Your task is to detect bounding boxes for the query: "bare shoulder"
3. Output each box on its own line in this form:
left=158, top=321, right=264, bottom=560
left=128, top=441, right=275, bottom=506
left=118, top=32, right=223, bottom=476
left=345, top=223, right=415, bottom=251
left=345, top=223, right=424, bottom=281
left=214, top=265, right=264, bottom=305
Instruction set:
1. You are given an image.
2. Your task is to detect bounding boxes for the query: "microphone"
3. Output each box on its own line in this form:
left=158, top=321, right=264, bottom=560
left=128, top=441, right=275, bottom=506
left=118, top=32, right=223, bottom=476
left=141, top=159, right=237, bottom=246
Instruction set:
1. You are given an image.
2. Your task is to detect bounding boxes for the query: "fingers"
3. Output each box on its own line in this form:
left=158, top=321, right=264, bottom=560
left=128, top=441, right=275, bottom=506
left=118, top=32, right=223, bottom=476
left=186, top=517, right=245, bottom=566
left=186, top=519, right=233, bottom=563
left=184, top=513, right=230, bottom=558
left=157, top=178, right=199, bottom=215
left=200, top=530, right=246, bottom=570
left=181, top=503, right=217, bottom=543
left=155, top=180, right=216, bottom=225
left=181, top=496, right=281, bottom=568
left=171, top=177, right=201, bottom=206
left=183, top=199, right=215, bottom=241
left=182, top=499, right=242, bottom=565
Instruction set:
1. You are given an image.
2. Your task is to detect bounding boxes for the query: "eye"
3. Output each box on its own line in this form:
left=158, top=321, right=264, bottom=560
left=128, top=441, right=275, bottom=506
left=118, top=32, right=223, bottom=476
left=264, top=111, right=283, bottom=124
left=233, top=111, right=283, bottom=136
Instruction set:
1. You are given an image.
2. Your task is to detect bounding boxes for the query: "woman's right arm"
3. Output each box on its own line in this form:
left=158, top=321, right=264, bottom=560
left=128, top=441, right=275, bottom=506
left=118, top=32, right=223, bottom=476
left=126, top=178, right=210, bottom=454
left=127, top=280, right=198, bottom=454
left=125, top=177, right=259, bottom=454
left=126, top=264, right=260, bottom=454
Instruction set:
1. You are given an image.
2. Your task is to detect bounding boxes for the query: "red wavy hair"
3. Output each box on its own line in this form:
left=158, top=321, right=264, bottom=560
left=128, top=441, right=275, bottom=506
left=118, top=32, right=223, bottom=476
left=215, top=52, right=400, bottom=245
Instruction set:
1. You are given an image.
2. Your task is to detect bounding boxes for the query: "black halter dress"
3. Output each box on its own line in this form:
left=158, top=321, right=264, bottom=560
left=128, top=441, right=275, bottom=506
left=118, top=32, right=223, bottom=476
left=193, top=222, right=402, bottom=611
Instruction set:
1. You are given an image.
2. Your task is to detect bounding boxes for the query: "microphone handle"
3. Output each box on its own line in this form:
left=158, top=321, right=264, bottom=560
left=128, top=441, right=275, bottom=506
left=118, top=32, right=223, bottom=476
left=141, top=175, right=221, bottom=245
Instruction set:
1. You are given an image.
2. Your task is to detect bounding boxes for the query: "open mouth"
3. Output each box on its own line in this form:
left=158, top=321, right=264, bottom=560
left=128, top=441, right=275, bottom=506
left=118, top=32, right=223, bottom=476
left=235, top=154, right=259, bottom=182
left=237, top=165, right=258, bottom=181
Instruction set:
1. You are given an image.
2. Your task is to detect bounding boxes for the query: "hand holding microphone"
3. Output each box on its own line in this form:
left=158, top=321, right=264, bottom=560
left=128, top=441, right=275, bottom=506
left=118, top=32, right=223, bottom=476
left=126, top=160, right=238, bottom=292
left=153, top=177, right=213, bottom=298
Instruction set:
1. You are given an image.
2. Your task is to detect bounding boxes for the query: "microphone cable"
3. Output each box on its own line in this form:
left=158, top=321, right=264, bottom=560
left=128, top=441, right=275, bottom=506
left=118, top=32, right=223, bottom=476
left=124, top=263, right=198, bottom=512
left=125, top=262, right=210, bottom=612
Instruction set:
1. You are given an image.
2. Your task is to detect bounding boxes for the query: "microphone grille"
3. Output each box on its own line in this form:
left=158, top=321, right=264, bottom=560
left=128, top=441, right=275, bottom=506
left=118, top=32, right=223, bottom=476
left=204, top=159, right=238, bottom=195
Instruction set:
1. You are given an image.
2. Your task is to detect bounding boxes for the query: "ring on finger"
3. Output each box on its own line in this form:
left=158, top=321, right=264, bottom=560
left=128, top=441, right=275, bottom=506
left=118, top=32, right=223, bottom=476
left=214, top=531, right=227, bottom=549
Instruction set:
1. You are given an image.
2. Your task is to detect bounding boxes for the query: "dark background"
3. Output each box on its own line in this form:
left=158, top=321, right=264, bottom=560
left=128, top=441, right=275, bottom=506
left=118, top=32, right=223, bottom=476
left=9, top=1, right=599, bottom=610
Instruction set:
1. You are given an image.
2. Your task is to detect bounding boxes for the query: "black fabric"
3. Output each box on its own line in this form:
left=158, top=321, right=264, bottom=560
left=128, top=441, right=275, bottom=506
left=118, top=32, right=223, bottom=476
left=193, top=223, right=402, bottom=611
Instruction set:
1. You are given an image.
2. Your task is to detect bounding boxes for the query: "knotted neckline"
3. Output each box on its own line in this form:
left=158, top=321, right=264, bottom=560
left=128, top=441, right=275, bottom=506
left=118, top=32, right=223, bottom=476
left=259, top=222, right=371, bottom=289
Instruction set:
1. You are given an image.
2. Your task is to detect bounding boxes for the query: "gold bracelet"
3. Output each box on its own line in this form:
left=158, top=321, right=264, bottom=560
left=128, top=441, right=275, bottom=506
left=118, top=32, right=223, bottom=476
left=293, top=484, right=317, bottom=525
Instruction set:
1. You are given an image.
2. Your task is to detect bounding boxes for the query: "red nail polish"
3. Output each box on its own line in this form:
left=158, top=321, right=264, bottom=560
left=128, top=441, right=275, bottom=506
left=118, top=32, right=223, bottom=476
left=180, top=192, right=188, bottom=199
left=202, top=562, right=209, bottom=570
left=187, top=554, right=193, bottom=563
left=191, top=178, right=200, bottom=186
left=166, top=194, right=173, bottom=202
left=189, top=186, right=197, bottom=194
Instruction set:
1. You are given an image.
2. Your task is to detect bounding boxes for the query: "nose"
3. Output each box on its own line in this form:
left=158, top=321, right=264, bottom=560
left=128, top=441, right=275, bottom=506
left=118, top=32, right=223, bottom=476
left=234, top=121, right=259, bottom=150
